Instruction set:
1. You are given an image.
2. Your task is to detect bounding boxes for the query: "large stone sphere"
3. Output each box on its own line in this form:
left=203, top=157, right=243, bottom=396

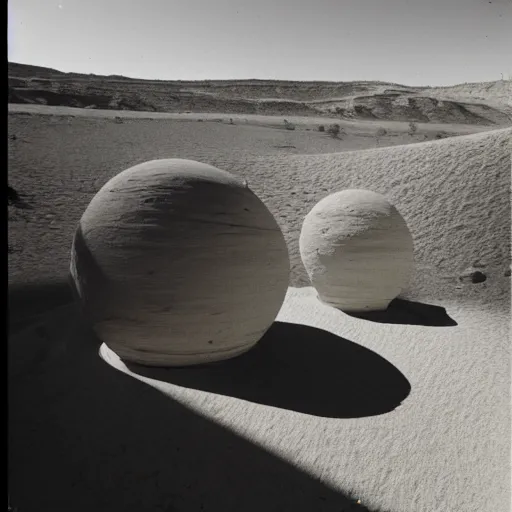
left=70, top=159, right=289, bottom=366
left=299, top=189, right=414, bottom=312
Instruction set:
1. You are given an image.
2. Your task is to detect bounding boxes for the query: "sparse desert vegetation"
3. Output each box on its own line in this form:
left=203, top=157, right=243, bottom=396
left=283, top=119, right=296, bottom=130
left=326, top=123, right=344, bottom=138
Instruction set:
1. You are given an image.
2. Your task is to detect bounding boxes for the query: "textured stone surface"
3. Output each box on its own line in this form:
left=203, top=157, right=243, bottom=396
left=300, top=189, right=414, bottom=312
left=70, top=158, right=289, bottom=366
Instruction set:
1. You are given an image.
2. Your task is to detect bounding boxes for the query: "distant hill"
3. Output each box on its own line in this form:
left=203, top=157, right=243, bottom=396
left=8, top=62, right=512, bottom=125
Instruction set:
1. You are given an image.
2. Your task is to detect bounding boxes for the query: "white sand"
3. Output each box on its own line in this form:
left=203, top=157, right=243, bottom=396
left=8, top=110, right=511, bottom=511
left=101, top=285, right=510, bottom=512
left=9, top=281, right=510, bottom=512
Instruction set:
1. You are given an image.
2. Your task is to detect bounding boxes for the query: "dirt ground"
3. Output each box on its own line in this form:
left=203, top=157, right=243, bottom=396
left=9, top=61, right=512, bottom=125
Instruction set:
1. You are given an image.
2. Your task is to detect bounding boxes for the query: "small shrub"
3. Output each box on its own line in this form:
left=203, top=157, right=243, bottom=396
left=376, top=127, right=387, bottom=138
left=318, top=125, right=325, bottom=132
left=408, top=121, right=418, bottom=135
left=283, top=119, right=296, bottom=131
left=114, top=116, right=123, bottom=124
left=327, top=123, right=343, bottom=138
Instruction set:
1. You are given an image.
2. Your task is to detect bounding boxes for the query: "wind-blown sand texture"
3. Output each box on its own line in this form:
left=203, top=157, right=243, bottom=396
left=8, top=102, right=511, bottom=512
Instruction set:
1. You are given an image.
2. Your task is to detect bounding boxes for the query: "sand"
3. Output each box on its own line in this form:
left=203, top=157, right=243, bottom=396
left=9, top=103, right=497, bottom=136
left=101, top=286, right=510, bottom=512
left=8, top=105, right=511, bottom=512
left=8, top=283, right=510, bottom=512
left=8, top=105, right=509, bottom=289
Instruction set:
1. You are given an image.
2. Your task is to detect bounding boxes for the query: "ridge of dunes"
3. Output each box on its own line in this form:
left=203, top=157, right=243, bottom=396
left=220, top=128, right=511, bottom=297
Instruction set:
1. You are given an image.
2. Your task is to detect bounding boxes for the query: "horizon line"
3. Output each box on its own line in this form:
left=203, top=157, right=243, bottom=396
left=8, top=60, right=511, bottom=89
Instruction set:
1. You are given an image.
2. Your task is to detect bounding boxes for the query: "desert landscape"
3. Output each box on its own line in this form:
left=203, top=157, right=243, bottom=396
left=8, top=59, right=512, bottom=512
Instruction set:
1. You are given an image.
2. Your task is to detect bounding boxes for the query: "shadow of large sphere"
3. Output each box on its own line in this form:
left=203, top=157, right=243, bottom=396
left=70, top=159, right=289, bottom=366
left=118, top=321, right=411, bottom=418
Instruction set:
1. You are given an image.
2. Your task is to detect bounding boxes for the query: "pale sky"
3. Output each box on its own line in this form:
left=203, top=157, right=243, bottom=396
left=7, top=0, right=512, bottom=86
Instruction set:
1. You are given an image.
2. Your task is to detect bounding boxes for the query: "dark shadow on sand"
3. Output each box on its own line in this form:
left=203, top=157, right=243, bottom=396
left=8, top=225, right=111, bottom=336
left=344, top=298, right=457, bottom=326
left=8, top=280, right=74, bottom=335
left=8, top=185, right=34, bottom=209
left=126, top=321, right=411, bottom=419
left=8, top=284, right=388, bottom=512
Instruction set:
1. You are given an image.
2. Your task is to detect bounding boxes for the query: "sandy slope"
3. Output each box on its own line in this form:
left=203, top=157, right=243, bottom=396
left=8, top=110, right=511, bottom=511
left=426, top=80, right=512, bottom=107
left=8, top=106, right=509, bottom=293
left=220, top=128, right=511, bottom=302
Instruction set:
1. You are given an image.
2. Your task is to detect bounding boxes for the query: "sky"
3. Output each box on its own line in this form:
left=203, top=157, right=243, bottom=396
left=7, top=0, right=512, bottom=86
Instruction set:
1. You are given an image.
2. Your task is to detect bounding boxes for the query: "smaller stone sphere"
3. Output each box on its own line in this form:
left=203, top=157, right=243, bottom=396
left=299, top=189, right=414, bottom=312
left=70, top=159, right=289, bottom=366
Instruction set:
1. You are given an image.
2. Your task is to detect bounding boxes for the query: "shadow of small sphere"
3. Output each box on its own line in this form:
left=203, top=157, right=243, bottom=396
left=126, top=321, right=411, bottom=418
left=345, top=298, right=457, bottom=326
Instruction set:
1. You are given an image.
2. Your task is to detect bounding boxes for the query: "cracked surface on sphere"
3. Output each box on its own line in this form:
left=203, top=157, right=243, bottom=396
left=299, top=189, right=414, bottom=312
left=70, top=159, right=289, bottom=366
